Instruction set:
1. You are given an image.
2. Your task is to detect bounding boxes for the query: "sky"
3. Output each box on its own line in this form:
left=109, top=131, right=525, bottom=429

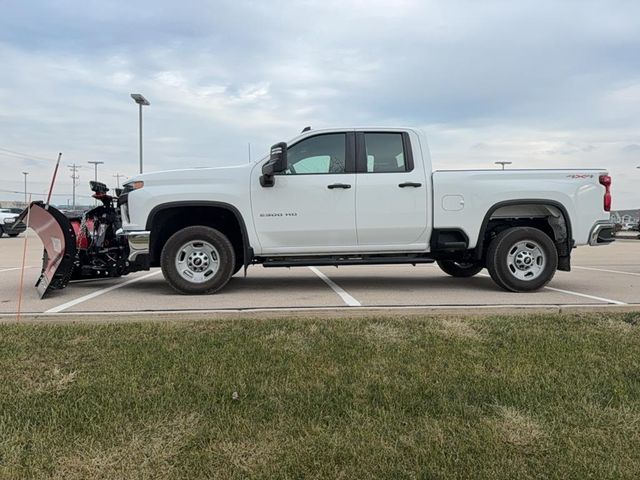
left=1, top=0, right=639, bottom=208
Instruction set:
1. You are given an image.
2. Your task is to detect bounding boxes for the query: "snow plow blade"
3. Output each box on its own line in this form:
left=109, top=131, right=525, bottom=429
left=16, top=202, right=77, bottom=298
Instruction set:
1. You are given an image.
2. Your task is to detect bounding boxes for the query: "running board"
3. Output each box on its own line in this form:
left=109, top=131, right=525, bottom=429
left=260, top=255, right=436, bottom=268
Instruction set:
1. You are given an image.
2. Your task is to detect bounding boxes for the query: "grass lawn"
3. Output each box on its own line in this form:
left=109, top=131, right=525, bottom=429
left=1, top=312, right=639, bottom=479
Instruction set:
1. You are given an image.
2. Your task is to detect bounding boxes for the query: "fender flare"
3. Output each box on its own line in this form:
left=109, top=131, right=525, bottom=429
left=146, top=201, right=254, bottom=269
left=474, top=199, right=573, bottom=260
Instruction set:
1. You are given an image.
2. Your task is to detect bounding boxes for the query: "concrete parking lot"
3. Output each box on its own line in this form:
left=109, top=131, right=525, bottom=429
left=0, top=233, right=638, bottom=317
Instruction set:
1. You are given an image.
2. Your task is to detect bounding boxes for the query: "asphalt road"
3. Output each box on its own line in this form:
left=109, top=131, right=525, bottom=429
left=0, top=233, right=638, bottom=317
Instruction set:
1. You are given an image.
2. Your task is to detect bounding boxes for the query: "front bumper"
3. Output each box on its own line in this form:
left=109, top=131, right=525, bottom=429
left=2, top=219, right=26, bottom=235
left=117, top=229, right=150, bottom=262
left=588, top=222, right=615, bottom=246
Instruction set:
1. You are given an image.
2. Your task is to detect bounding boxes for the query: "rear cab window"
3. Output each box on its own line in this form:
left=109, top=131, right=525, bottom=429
left=357, top=132, right=414, bottom=173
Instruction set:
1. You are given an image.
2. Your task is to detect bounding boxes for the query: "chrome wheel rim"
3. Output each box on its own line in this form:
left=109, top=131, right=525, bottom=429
left=506, top=240, right=545, bottom=281
left=175, top=240, right=219, bottom=283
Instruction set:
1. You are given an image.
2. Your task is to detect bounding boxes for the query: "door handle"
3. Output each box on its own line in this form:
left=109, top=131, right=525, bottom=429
left=398, top=182, right=422, bottom=188
left=327, top=183, right=352, bottom=189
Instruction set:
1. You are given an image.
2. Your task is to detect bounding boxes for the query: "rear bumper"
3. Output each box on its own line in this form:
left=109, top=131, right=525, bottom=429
left=588, top=222, right=615, bottom=246
left=117, top=229, right=150, bottom=261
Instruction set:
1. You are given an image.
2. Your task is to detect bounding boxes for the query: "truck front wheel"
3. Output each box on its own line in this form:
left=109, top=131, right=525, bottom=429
left=486, top=227, right=558, bottom=292
left=437, top=260, right=484, bottom=278
left=161, top=226, right=236, bottom=295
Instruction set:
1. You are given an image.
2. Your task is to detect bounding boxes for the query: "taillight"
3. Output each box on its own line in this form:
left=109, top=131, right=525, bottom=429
left=599, top=174, right=611, bottom=212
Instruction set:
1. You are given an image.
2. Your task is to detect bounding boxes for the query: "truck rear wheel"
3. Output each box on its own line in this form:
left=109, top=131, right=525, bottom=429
left=437, top=260, right=484, bottom=278
left=486, top=227, right=557, bottom=292
left=161, top=226, right=235, bottom=295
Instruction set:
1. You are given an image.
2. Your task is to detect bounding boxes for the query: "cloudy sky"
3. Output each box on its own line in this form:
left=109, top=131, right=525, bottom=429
left=1, top=0, right=639, bottom=208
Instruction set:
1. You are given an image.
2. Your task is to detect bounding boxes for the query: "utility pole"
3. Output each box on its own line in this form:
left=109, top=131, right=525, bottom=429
left=113, top=173, right=127, bottom=188
left=68, top=164, right=80, bottom=209
left=22, top=172, right=28, bottom=205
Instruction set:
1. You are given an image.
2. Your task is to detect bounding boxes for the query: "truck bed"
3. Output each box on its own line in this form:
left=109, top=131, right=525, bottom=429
left=431, top=169, right=610, bottom=248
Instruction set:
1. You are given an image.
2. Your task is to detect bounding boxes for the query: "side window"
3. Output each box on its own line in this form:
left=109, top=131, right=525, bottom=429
left=364, top=133, right=407, bottom=173
left=284, top=133, right=346, bottom=175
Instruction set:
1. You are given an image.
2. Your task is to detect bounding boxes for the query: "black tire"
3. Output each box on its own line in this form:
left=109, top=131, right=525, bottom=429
left=437, top=260, right=484, bottom=278
left=486, top=227, right=558, bottom=292
left=0, top=227, right=4, bottom=238
left=161, top=226, right=235, bottom=295
left=8, top=233, right=20, bottom=237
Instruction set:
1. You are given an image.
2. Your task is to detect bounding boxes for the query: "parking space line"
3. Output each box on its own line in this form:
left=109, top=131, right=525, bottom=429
left=0, top=268, right=22, bottom=273
left=308, top=267, right=361, bottom=307
left=478, top=273, right=627, bottom=305
left=0, top=267, right=34, bottom=273
left=574, top=266, right=640, bottom=277
left=543, top=286, right=627, bottom=305
left=45, top=271, right=162, bottom=313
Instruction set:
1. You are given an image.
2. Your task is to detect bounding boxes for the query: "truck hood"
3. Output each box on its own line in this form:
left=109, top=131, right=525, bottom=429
left=125, top=164, right=250, bottom=187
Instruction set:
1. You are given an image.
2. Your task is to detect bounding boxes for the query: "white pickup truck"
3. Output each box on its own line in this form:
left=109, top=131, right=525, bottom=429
left=27, top=127, right=614, bottom=297
left=0, top=208, right=26, bottom=238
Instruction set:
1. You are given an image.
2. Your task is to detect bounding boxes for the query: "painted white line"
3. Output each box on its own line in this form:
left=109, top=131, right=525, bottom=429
left=543, top=286, right=627, bottom=305
left=478, top=273, right=626, bottom=305
left=574, top=266, right=640, bottom=278
left=45, top=270, right=162, bottom=313
left=0, top=267, right=22, bottom=273
left=308, top=266, right=361, bottom=307
left=0, top=266, right=34, bottom=273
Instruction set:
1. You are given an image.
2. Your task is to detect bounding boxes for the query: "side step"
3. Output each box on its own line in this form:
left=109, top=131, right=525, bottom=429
left=260, top=255, right=436, bottom=268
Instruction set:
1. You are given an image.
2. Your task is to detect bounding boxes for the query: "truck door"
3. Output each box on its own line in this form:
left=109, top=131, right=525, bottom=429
left=355, top=131, right=429, bottom=248
left=251, top=132, right=357, bottom=254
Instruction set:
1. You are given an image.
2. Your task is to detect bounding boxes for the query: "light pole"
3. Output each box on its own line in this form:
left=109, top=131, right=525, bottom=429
left=87, top=161, right=104, bottom=183
left=495, top=161, right=513, bottom=170
left=22, top=172, right=28, bottom=205
left=130, top=93, right=150, bottom=174
left=88, top=161, right=104, bottom=205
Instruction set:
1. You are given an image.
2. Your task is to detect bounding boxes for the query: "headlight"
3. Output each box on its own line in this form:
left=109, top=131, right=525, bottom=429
left=123, top=181, right=144, bottom=193
left=3, top=218, right=15, bottom=224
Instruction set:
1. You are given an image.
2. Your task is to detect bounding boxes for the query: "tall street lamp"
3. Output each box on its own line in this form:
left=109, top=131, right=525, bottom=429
left=22, top=172, right=28, bottom=205
left=88, top=161, right=104, bottom=205
left=87, top=161, right=104, bottom=183
left=130, top=93, right=150, bottom=174
left=495, top=161, right=513, bottom=170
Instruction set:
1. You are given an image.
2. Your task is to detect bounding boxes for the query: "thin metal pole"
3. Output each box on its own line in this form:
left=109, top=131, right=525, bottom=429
left=139, top=103, right=143, bottom=174
left=22, top=172, right=28, bottom=204
left=93, top=163, right=98, bottom=206
left=46, top=153, right=62, bottom=209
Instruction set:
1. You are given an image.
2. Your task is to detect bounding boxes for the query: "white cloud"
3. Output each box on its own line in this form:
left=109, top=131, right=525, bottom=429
left=0, top=0, right=639, bottom=208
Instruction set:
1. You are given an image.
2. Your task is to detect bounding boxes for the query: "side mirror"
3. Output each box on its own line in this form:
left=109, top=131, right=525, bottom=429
left=260, top=142, right=287, bottom=187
